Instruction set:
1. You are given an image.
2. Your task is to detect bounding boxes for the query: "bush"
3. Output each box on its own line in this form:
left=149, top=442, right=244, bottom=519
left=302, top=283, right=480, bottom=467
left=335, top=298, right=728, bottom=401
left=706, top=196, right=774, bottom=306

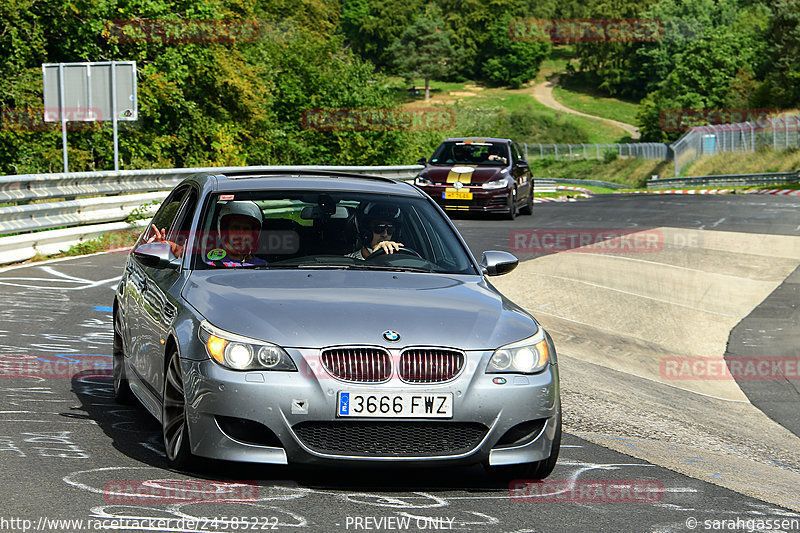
left=603, top=149, right=618, bottom=163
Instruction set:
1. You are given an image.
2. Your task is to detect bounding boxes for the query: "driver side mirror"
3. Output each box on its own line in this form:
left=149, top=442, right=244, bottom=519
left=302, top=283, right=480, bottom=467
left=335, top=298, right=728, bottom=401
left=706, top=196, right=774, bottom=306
left=480, top=251, right=519, bottom=276
left=133, top=241, right=180, bottom=269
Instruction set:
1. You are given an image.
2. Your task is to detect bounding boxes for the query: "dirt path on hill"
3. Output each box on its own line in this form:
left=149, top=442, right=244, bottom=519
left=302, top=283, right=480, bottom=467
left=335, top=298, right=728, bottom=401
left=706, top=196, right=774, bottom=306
left=532, top=75, right=641, bottom=139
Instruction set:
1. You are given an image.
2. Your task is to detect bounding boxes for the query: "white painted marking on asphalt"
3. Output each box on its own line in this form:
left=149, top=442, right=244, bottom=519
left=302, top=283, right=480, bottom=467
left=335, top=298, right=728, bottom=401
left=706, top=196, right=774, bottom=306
left=40, top=266, right=93, bottom=282
left=0, top=266, right=121, bottom=290
left=711, top=217, right=726, bottom=228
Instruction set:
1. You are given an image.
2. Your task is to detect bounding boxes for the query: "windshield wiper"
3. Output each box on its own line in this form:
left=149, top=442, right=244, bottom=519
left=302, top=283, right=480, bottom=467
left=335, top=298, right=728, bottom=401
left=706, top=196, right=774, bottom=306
left=355, top=265, right=433, bottom=273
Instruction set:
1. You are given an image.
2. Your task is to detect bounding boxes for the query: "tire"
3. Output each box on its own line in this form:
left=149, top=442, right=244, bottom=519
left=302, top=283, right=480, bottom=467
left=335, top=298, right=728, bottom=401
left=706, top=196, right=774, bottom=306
left=486, top=410, right=561, bottom=481
left=112, top=310, right=134, bottom=404
left=162, top=348, right=195, bottom=470
left=505, top=191, right=517, bottom=220
left=520, top=188, right=533, bottom=216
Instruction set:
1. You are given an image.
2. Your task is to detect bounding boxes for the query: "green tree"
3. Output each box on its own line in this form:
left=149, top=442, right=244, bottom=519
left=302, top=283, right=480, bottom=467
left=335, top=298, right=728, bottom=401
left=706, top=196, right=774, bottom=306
left=761, top=0, right=800, bottom=107
left=387, top=5, right=454, bottom=100
left=339, top=0, right=425, bottom=68
left=479, top=13, right=549, bottom=88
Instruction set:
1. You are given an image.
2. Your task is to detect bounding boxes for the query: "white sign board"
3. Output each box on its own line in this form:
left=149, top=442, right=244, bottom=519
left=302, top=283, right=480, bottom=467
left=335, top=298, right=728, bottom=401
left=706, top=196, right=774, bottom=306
left=43, top=61, right=137, bottom=122
left=42, top=61, right=137, bottom=171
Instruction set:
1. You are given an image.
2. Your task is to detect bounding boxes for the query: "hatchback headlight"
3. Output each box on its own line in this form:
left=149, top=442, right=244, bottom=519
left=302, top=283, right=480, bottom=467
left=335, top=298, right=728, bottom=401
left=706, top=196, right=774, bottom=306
left=199, top=321, right=296, bottom=371
left=415, top=174, right=433, bottom=186
left=487, top=330, right=549, bottom=374
left=482, top=177, right=511, bottom=189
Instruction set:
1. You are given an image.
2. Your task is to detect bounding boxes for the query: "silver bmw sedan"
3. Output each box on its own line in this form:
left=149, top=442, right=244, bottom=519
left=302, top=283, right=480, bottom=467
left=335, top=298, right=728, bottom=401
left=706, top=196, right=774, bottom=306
left=113, top=169, right=561, bottom=480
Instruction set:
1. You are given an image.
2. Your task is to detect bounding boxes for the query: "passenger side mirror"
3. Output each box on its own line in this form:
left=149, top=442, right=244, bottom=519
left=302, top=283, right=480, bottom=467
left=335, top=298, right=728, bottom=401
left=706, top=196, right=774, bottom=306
left=479, top=251, right=519, bottom=276
left=417, top=157, right=427, bottom=165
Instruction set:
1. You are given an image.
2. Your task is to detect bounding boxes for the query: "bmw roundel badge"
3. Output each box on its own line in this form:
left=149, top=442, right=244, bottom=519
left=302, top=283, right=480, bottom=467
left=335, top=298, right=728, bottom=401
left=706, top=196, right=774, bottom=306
left=383, top=330, right=400, bottom=342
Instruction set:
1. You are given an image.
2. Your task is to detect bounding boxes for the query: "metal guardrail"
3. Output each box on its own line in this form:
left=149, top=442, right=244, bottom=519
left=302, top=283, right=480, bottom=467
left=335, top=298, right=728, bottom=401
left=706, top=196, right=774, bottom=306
left=647, top=169, right=800, bottom=189
left=0, top=165, right=423, bottom=265
left=0, top=165, right=422, bottom=205
left=534, top=178, right=629, bottom=190
left=0, top=192, right=166, bottom=234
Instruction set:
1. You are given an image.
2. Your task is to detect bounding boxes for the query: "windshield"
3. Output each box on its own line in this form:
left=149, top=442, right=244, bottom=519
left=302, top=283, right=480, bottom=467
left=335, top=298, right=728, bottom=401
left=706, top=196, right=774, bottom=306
left=430, top=141, right=510, bottom=166
left=190, top=190, right=477, bottom=274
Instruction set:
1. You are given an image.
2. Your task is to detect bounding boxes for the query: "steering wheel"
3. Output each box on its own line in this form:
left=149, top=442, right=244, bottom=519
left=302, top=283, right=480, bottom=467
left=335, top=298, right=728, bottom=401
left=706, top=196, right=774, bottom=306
left=366, top=246, right=423, bottom=260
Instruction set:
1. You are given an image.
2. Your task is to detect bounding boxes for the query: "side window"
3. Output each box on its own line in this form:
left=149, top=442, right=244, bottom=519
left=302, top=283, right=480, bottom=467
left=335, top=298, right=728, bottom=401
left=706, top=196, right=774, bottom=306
left=512, top=142, right=526, bottom=163
left=145, top=188, right=188, bottom=241
left=167, top=189, right=198, bottom=254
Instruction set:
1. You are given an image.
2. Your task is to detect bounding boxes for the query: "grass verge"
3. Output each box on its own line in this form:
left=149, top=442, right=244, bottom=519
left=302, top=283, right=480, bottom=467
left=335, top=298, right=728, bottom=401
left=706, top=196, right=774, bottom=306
left=530, top=158, right=672, bottom=188
left=682, top=148, right=800, bottom=176
left=552, top=80, right=640, bottom=126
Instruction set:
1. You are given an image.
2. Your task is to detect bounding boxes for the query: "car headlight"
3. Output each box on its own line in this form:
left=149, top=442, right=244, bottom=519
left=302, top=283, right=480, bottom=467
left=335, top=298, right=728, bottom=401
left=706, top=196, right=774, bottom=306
left=199, top=321, right=297, bottom=371
left=486, top=330, right=549, bottom=374
left=415, top=175, right=433, bottom=186
left=482, top=177, right=511, bottom=189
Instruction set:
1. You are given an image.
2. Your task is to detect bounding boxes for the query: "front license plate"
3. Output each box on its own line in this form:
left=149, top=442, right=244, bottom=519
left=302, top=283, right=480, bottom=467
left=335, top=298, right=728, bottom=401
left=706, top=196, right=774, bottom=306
left=337, top=392, right=453, bottom=418
left=443, top=190, right=473, bottom=200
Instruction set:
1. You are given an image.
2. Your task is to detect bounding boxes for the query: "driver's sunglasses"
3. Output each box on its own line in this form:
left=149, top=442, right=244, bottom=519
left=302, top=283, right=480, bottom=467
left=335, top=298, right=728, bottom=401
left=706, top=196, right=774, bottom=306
left=372, top=224, right=395, bottom=235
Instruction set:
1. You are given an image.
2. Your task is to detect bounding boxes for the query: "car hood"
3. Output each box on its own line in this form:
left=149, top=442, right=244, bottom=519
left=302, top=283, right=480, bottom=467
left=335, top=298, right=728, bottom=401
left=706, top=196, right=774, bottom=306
left=420, top=166, right=508, bottom=185
left=182, top=269, right=538, bottom=350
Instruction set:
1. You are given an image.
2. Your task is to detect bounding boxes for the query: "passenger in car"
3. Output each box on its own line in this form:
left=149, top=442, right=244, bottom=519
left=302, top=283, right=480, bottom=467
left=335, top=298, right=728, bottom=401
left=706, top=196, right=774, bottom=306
left=204, top=200, right=267, bottom=267
left=346, top=202, right=405, bottom=260
left=486, top=145, right=508, bottom=164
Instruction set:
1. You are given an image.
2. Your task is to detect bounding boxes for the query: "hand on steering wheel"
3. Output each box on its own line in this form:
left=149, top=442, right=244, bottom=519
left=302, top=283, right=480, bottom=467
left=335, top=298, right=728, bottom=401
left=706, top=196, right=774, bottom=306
left=366, top=243, right=422, bottom=259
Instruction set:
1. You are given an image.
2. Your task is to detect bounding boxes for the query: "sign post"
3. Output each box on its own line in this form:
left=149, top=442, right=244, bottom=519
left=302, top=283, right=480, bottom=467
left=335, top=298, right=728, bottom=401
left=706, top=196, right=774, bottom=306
left=43, top=61, right=137, bottom=172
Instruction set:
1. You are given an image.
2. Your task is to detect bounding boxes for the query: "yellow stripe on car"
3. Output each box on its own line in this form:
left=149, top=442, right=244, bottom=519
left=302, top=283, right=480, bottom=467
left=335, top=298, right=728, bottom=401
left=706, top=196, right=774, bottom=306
left=446, top=166, right=475, bottom=184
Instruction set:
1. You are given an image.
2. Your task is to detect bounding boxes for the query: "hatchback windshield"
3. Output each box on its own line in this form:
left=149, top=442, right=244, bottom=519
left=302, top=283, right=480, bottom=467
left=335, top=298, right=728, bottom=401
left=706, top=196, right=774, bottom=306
left=191, top=190, right=477, bottom=274
left=429, top=141, right=509, bottom=166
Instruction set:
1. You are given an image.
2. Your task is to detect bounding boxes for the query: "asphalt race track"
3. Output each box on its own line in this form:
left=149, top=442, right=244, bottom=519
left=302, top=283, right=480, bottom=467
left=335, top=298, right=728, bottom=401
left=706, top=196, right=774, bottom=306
left=0, top=194, right=799, bottom=533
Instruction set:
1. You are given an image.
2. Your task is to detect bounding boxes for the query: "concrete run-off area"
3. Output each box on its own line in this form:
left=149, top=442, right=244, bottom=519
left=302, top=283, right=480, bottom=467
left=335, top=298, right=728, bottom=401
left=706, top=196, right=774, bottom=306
left=493, top=226, right=800, bottom=511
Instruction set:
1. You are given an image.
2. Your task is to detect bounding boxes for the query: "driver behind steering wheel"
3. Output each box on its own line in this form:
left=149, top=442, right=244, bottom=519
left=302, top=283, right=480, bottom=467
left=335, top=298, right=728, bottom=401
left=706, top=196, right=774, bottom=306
left=346, top=202, right=404, bottom=260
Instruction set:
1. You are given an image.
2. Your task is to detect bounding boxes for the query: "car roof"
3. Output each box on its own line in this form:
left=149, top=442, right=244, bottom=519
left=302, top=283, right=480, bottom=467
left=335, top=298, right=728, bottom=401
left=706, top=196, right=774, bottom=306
left=186, top=169, right=425, bottom=198
left=441, top=137, right=512, bottom=144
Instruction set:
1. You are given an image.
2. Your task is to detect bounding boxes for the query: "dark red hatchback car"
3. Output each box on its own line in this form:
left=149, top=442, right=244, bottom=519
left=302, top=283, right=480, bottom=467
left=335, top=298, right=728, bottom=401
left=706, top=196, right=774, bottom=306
left=414, top=137, right=533, bottom=219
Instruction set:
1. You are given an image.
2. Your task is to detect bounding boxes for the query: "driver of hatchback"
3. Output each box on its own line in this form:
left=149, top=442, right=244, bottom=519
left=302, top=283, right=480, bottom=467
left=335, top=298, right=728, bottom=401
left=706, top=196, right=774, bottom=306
left=205, top=200, right=267, bottom=267
left=346, top=203, right=405, bottom=260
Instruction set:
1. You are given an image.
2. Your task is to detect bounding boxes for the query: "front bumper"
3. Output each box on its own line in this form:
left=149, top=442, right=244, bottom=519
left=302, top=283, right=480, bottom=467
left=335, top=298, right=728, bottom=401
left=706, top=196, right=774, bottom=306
left=417, top=184, right=514, bottom=213
left=182, top=349, right=559, bottom=467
